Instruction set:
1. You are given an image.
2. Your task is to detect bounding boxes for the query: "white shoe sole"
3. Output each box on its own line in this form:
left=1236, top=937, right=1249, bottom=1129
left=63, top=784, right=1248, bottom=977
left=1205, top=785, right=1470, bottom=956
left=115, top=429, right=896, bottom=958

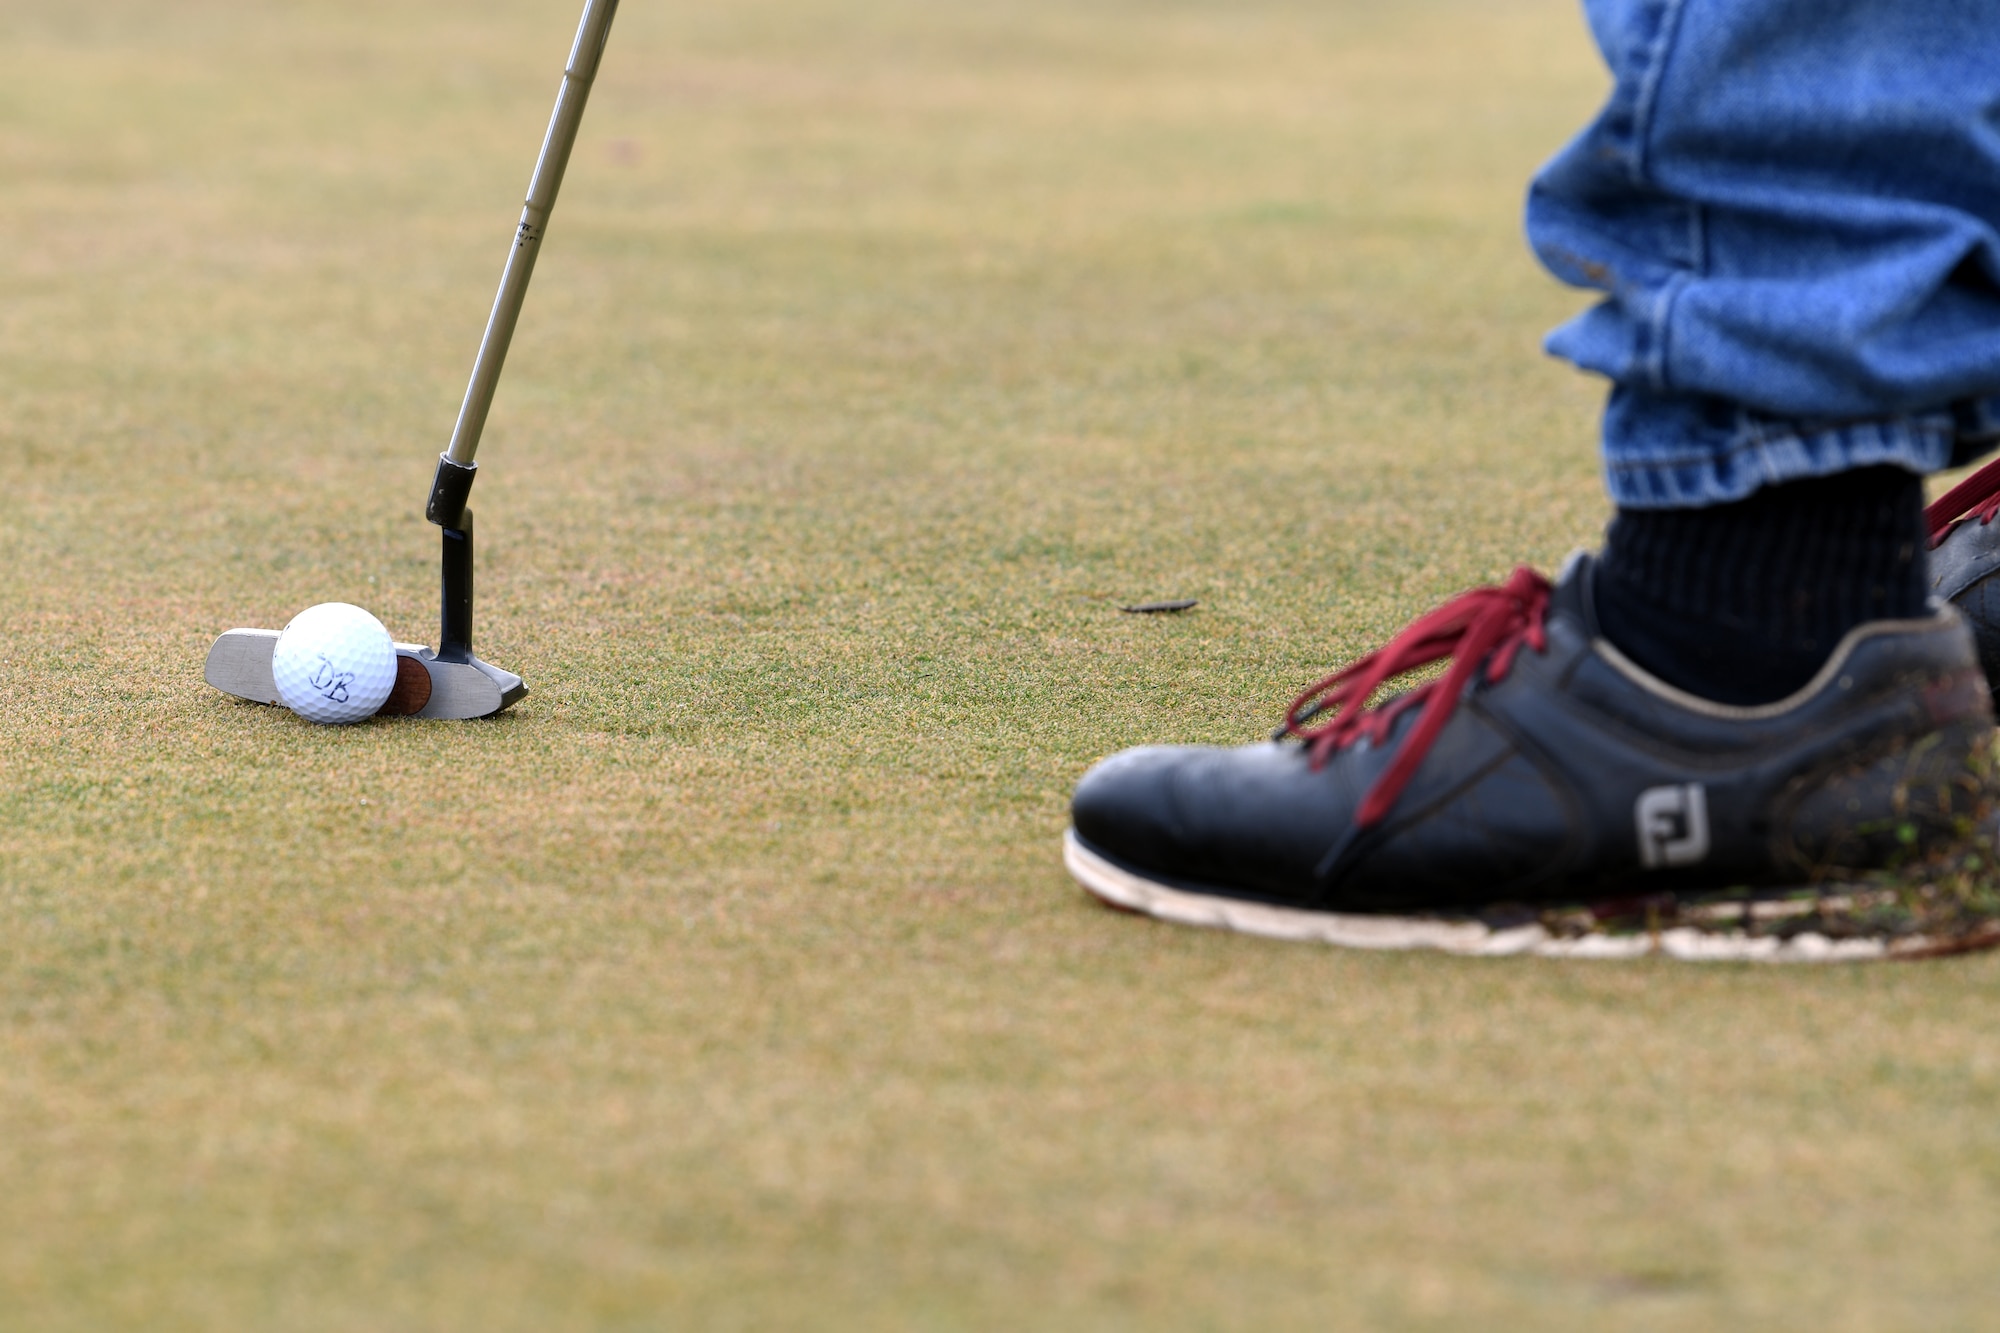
left=1062, top=829, right=1994, bottom=964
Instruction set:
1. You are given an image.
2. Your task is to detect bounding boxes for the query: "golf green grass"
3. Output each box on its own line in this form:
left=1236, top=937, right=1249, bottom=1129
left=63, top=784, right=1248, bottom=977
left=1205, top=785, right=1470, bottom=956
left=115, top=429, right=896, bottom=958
left=4, top=0, right=1998, bottom=1327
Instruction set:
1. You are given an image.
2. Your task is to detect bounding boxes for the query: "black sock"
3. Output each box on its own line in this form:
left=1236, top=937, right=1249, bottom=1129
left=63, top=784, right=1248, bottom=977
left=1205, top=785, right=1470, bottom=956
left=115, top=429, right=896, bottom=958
left=1593, top=467, right=1929, bottom=706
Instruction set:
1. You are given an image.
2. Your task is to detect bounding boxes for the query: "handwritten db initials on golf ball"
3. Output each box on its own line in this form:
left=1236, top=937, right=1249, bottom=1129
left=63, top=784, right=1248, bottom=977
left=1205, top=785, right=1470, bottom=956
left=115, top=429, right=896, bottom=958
left=271, top=603, right=398, bottom=724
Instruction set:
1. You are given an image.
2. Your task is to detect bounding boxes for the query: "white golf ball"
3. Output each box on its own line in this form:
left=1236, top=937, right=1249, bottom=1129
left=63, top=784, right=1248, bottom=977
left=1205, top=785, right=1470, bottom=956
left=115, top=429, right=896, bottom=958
left=271, top=602, right=398, bottom=725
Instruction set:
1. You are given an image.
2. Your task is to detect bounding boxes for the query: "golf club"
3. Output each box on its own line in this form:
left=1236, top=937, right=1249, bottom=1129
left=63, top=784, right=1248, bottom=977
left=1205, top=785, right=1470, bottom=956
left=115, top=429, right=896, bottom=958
left=203, top=0, right=620, bottom=719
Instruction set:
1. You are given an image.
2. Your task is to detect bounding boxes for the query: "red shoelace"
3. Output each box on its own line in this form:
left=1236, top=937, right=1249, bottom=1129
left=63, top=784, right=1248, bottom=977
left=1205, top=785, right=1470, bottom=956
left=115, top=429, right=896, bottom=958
left=1926, top=456, right=2000, bottom=546
left=1277, top=566, right=1552, bottom=831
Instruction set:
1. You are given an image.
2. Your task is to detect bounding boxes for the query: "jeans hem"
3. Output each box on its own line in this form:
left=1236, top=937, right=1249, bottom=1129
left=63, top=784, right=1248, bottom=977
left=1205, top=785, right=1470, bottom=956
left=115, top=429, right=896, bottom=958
left=1604, top=409, right=1962, bottom=509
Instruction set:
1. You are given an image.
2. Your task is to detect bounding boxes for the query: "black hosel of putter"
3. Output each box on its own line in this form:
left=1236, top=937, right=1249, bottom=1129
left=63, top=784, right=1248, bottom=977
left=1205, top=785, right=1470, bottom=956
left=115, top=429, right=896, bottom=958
left=427, top=453, right=480, bottom=664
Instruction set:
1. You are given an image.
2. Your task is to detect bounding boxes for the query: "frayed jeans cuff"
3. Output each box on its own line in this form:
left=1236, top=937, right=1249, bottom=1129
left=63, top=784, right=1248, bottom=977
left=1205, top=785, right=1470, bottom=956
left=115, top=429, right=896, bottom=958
left=1602, top=390, right=2000, bottom=510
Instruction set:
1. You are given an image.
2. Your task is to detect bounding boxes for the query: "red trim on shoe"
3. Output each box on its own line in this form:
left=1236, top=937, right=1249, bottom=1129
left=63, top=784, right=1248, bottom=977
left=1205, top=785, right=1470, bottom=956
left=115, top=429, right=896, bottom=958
left=1926, top=456, right=2000, bottom=546
left=1278, top=567, right=1552, bottom=830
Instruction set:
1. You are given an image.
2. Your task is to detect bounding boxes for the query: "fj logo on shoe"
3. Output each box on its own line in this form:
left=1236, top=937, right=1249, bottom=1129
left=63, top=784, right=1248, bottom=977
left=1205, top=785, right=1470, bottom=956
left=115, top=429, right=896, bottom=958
left=1635, top=784, right=1710, bottom=868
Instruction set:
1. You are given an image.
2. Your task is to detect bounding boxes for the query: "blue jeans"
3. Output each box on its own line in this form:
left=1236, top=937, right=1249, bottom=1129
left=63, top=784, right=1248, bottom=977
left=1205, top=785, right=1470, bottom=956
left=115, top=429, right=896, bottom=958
left=1528, top=0, right=2000, bottom=509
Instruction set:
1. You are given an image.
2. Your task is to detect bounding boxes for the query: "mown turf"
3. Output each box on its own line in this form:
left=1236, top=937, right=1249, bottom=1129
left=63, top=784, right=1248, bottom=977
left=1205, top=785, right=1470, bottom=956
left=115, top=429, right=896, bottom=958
left=2, top=1, right=1997, bottom=1328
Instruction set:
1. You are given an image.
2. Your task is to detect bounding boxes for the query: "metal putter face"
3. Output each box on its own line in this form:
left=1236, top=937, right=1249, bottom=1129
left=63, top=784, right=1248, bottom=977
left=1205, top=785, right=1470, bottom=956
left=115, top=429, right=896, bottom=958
left=203, top=628, right=525, bottom=720
left=203, top=628, right=284, bottom=706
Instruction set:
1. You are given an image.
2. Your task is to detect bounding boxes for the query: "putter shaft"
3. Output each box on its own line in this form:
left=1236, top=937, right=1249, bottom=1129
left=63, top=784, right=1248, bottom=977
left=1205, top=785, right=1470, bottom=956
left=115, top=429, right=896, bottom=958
left=444, top=0, right=620, bottom=473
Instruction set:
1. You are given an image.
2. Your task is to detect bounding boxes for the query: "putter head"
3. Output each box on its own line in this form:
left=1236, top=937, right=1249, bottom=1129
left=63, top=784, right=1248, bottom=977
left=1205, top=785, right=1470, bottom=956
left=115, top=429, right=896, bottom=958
left=203, top=628, right=526, bottom=720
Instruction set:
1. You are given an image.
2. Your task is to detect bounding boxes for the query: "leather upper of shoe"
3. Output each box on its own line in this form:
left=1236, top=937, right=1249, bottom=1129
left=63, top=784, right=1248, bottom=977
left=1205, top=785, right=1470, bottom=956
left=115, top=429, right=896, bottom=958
left=1930, top=507, right=2000, bottom=691
left=1070, top=555, right=1993, bottom=912
left=1930, top=511, right=2000, bottom=603
left=1926, top=457, right=2000, bottom=691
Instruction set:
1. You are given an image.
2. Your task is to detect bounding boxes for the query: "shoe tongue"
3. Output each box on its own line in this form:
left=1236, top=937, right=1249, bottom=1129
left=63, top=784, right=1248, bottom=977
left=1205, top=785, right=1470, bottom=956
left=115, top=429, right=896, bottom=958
left=1547, top=549, right=1601, bottom=636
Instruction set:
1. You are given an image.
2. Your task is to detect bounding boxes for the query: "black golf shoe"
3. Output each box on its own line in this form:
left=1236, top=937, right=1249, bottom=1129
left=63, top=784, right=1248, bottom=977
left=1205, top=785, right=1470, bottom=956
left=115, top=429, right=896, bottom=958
left=1067, top=555, right=1995, bottom=931
left=1928, top=456, right=2000, bottom=695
